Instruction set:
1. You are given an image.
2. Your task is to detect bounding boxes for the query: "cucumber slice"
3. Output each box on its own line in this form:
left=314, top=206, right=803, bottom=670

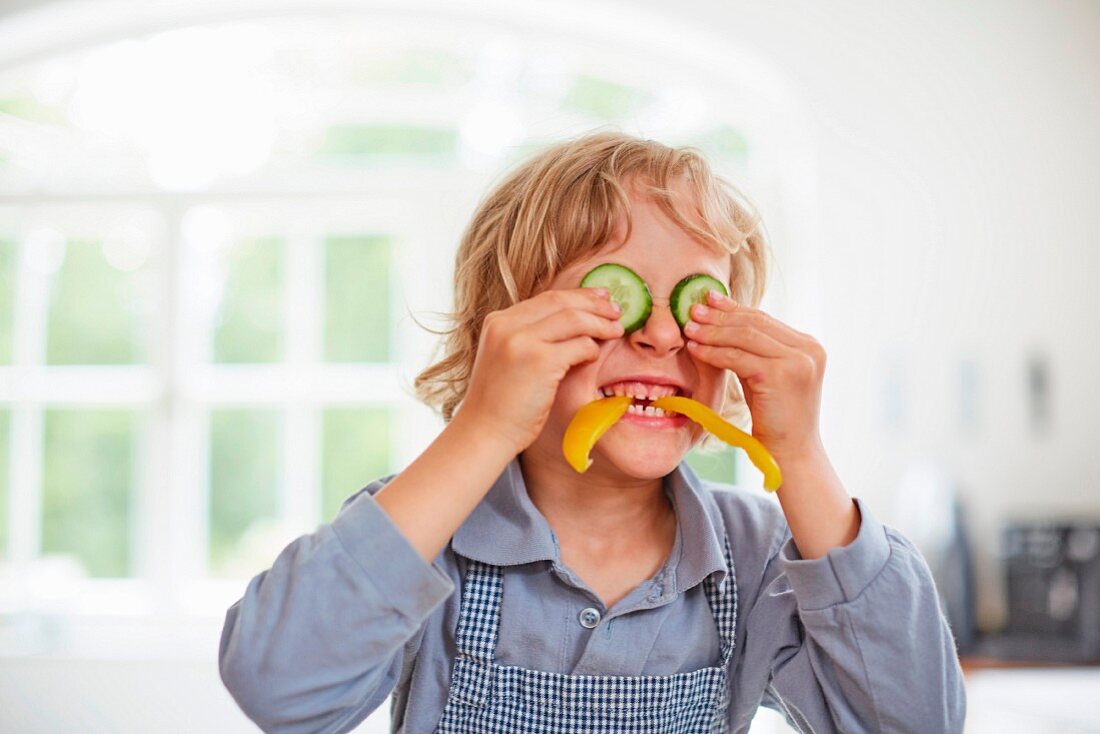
left=580, top=263, right=652, bottom=334
left=670, top=274, right=729, bottom=328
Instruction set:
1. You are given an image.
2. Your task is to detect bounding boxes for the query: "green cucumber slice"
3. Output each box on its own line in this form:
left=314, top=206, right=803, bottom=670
left=580, top=263, right=652, bottom=334
left=670, top=274, right=729, bottom=328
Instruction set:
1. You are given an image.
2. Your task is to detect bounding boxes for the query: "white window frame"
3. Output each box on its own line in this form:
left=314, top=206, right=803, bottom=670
left=0, top=180, right=478, bottom=624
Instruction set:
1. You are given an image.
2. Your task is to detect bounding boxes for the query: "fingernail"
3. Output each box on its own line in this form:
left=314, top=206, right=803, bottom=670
left=594, top=287, right=610, bottom=298
left=611, top=302, right=622, bottom=314
left=693, top=304, right=709, bottom=318
left=708, top=289, right=723, bottom=302
left=684, top=321, right=700, bottom=334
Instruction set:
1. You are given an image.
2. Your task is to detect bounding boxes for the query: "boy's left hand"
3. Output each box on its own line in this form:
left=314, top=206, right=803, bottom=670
left=683, top=290, right=827, bottom=462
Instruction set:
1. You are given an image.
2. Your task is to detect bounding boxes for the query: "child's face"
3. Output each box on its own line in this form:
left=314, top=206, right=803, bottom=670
left=530, top=182, right=732, bottom=482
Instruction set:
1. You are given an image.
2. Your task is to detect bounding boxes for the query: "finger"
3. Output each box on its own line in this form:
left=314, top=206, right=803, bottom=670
left=507, top=288, right=622, bottom=328
left=553, top=335, right=602, bottom=369
left=682, top=320, right=790, bottom=359
left=531, top=306, right=625, bottom=342
left=696, top=293, right=815, bottom=349
left=702, top=291, right=815, bottom=347
left=686, top=339, right=770, bottom=380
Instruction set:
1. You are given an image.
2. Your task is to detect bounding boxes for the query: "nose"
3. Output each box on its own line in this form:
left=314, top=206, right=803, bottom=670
left=629, top=298, right=685, bottom=357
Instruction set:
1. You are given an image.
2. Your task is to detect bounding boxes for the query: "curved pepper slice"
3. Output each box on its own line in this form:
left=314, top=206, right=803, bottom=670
left=561, top=396, right=632, bottom=473
left=651, top=396, right=784, bottom=492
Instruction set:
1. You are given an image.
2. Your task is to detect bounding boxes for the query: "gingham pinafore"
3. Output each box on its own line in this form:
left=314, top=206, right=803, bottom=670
left=434, top=536, right=738, bottom=734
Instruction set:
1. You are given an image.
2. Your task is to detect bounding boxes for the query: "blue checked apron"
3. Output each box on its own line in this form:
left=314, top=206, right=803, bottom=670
left=434, top=537, right=738, bottom=733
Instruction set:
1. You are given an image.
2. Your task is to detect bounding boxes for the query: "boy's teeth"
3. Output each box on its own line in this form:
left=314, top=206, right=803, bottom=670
left=599, top=382, right=680, bottom=400
left=625, top=404, right=668, bottom=418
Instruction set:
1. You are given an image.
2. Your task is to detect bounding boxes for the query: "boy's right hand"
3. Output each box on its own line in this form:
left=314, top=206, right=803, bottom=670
left=457, top=287, right=625, bottom=454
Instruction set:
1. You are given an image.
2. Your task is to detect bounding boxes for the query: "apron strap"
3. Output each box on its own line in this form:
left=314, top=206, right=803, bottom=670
left=703, top=535, right=738, bottom=668
left=454, top=559, right=503, bottom=664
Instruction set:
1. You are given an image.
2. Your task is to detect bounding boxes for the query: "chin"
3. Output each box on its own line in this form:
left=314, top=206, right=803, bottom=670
left=595, top=436, right=687, bottom=479
left=604, top=453, right=682, bottom=480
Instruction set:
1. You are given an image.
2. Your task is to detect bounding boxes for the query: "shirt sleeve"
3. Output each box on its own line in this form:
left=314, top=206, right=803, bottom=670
left=218, top=476, right=455, bottom=734
left=747, top=497, right=966, bottom=733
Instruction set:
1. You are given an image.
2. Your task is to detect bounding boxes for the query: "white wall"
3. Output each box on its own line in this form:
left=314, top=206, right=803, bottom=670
left=624, top=0, right=1100, bottom=628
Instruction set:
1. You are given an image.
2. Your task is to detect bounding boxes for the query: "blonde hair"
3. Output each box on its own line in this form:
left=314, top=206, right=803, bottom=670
left=413, top=130, right=772, bottom=450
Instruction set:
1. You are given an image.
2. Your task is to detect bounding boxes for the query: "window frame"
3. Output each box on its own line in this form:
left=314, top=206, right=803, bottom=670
left=0, top=185, right=465, bottom=618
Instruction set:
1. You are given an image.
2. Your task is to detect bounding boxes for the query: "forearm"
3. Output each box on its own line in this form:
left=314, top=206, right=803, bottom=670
left=375, top=410, right=519, bottom=563
left=220, top=503, right=448, bottom=732
left=758, top=508, right=967, bottom=733
left=774, top=440, right=860, bottom=560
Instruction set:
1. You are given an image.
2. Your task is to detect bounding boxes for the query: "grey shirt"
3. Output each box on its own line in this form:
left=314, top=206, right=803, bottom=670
left=219, top=458, right=966, bottom=733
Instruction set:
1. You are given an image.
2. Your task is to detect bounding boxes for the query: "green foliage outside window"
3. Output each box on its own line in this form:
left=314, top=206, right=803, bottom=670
left=0, top=238, right=13, bottom=364
left=686, top=125, right=750, bottom=161
left=46, top=239, right=147, bottom=365
left=209, top=409, right=280, bottom=575
left=561, top=75, right=653, bottom=120
left=41, top=409, right=136, bottom=577
left=0, top=410, right=9, bottom=562
left=322, top=407, right=392, bottom=522
left=324, top=235, right=392, bottom=363
left=0, top=95, right=67, bottom=125
left=213, top=236, right=284, bottom=363
left=684, top=444, right=738, bottom=486
left=318, top=124, right=458, bottom=160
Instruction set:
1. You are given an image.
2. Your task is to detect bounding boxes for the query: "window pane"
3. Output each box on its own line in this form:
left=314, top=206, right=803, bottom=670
left=685, top=444, right=738, bottom=485
left=324, top=235, right=392, bottom=363
left=0, top=93, right=66, bottom=125
left=0, top=238, right=14, bottom=364
left=316, top=124, right=457, bottom=162
left=209, top=409, right=280, bottom=575
left=321, top=408, right=392, bottom=522
left=561, top=75, right=653, bottom=120
left=0, top=409, right=9, bottom=562
left=213, top=236, right=283, bottom=364
left=686, top=125, right=750, bottom=162
left=42, top=409, right=137, bottom=577
left=46, top=237, right=153, bottom=365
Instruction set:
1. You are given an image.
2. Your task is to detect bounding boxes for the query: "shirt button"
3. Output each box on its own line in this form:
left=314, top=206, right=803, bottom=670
left=578, top=607, right=601, bottom=629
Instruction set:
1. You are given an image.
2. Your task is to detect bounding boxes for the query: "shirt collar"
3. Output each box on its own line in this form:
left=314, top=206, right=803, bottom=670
left=450, top=456, right=729, bottom=593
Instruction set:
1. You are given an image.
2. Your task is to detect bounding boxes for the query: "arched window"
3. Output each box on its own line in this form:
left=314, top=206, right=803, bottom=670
left=0, top=4, right=812, bottom=615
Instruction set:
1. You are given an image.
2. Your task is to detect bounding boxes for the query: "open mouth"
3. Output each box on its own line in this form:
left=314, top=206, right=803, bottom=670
left=596, top=380, right=690, bottom=418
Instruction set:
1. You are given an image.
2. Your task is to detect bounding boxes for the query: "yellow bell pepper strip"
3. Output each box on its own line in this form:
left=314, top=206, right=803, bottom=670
left=651, top=395, right=784, bottom=492
left=562, top=396, right=633, bottom=473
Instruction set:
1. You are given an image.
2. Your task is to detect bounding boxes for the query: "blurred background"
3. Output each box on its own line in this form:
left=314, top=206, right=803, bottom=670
left=0, top=0, right=1097, bottom=732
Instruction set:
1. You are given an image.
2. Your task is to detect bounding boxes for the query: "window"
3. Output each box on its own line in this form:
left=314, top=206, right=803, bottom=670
left=0, top=18, right=776, bottom=616
left=208, top=408, right=280, bottom=576
left=0, top=200, right=426, bottom=599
